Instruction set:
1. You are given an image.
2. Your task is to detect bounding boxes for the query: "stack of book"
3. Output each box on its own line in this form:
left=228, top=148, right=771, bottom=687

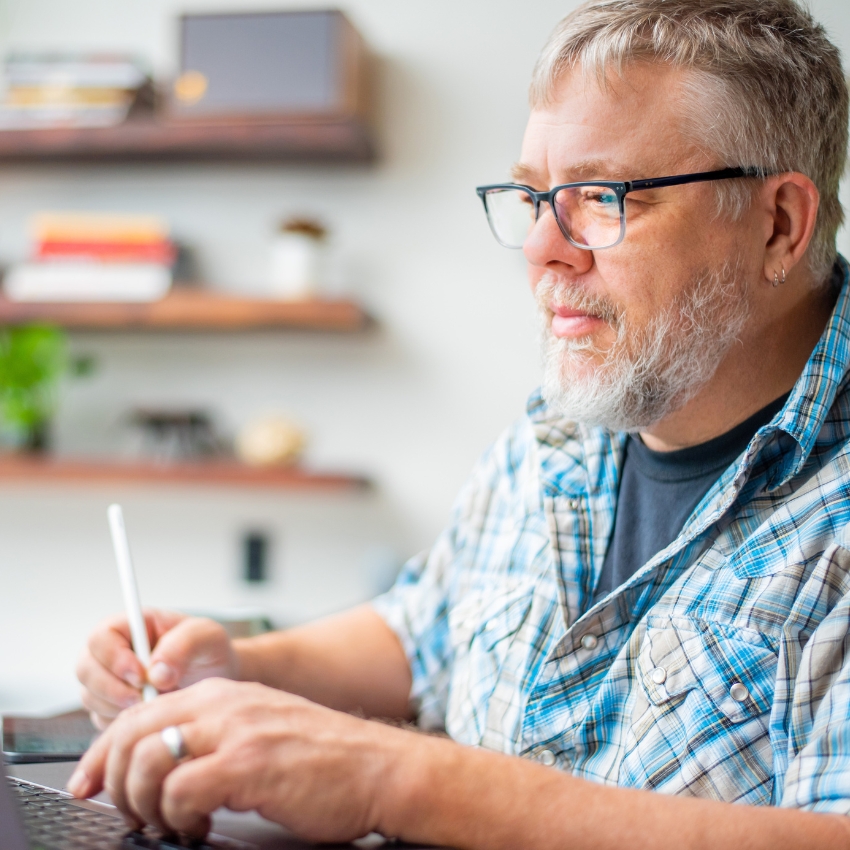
left=4, top=213, right=176, bottom=302
left=0, top=54, right=149, bottom=130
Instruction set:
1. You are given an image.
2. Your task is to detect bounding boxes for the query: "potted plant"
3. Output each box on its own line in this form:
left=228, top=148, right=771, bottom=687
left=0, top=324, right=66, bottom=453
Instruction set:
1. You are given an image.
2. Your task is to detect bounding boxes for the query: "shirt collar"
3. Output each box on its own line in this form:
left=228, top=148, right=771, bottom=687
left=753, top=256, right=850, bottom=489
left=528, top=256, right=850, bottom=493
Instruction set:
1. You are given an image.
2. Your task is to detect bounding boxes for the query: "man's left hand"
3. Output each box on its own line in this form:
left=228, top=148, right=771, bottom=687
left=67, top=677, right=405, bottom=842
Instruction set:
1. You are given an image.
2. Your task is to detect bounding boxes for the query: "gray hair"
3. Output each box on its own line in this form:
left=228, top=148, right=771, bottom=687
left=531, top=0, right=849, bottom=285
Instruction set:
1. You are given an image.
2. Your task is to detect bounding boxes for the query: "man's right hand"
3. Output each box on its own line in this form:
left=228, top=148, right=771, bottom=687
left=76, top=610, right=238, bottom=730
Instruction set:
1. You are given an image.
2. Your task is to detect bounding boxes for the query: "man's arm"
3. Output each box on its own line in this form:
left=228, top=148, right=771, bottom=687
left=384, top=734, right=850, bottom=850
left=234, top=604, right=414, bottom=719
left=70, top=677, right=850, bottom=850
left=76, top=604, right=413, bottom=726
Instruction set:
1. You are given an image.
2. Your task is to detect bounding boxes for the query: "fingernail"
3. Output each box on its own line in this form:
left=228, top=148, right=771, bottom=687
left=123, top=670, right=143, bottom=689
left=67, top=768, right=88, bottom=797
left=148, top=661, right=175, bottom=689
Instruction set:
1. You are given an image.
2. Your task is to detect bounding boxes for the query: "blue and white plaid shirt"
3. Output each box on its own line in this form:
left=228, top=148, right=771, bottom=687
left=374, top=258, right=850, bottom=812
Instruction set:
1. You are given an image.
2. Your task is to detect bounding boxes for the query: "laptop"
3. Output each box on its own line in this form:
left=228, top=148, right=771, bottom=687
left=3, top=755, right=431, bottom=850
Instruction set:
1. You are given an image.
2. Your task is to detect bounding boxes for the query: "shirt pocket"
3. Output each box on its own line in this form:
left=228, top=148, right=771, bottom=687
left=622, top=614, right=777, bottom=805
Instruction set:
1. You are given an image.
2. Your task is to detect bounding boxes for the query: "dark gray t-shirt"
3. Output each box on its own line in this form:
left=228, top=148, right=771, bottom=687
left=593, top=393, right=789, bottom=602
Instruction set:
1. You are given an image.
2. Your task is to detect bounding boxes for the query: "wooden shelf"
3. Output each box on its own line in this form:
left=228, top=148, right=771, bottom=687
left=0, top=14, right=375, bottom=165
left=0, top=454, right=370, bottom=491
left=0, top=289, right=371, bottom=332
left=0, top=113, right=376, bottom=164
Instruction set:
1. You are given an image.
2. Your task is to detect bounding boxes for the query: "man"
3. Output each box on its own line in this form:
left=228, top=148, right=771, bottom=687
left=73, top=0, right=850, bottom=847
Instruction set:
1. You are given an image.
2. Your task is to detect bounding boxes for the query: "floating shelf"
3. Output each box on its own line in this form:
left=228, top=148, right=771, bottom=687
left=0, top=455, right=370, bottom=491
left=0, top=114, right=376, bottom=164
left=0, top=289, right=371, bottom=332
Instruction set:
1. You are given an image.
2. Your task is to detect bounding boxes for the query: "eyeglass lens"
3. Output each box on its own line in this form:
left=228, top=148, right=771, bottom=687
left=484, top=185, right=624, bottom=250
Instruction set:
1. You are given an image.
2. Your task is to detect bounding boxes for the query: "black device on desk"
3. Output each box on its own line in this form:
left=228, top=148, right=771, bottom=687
left=2, top=710, right=98, bottom=764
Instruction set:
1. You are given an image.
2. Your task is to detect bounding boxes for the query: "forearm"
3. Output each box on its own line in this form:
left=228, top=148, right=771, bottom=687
left=381, top=735, right=850, bottom=850
left=232, top=604, right=414, bottom=720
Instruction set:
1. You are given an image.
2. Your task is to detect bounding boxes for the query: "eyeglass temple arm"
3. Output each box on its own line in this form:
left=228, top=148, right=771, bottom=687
left=625, top=166, right=769, bottom=193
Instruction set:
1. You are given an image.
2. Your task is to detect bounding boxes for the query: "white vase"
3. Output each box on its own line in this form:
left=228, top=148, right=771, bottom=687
left=269, top=233, right=324, bottom=299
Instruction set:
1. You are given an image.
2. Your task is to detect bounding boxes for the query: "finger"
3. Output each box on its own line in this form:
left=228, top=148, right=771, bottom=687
left=77, top=660, right=141, bottom=716
left=72, top=683, right=224, bottom=808
left=160, top=753, right=233, bottom=838
left=148, top=618, right=230, bottom=691
left=89, top=711, right=109, bottom=733
left=124, top=731, right=181, bottom=832
left=86, top=617, right=147, bottom=690
left=80, top=687, right=135, bottom=724
left=86, top=611, right=186, bottom=690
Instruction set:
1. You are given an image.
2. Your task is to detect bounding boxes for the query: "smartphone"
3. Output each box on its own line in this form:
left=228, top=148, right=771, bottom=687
left=2, top=709, right=98, bottom=763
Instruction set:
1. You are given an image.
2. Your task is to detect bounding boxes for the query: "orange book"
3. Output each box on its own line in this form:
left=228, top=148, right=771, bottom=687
left=36, top=239, right=176, bottom=265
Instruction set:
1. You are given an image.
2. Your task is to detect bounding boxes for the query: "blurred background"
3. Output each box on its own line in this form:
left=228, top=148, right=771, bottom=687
left=0, top=0, right=847, bottom=714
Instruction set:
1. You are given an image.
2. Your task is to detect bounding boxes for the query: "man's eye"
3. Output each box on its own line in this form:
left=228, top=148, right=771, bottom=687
left=581, top=189, right=618, bottom=206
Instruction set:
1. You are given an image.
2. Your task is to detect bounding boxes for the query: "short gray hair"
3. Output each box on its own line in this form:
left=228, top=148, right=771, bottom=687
left=531, top=0, right=849, bottom=285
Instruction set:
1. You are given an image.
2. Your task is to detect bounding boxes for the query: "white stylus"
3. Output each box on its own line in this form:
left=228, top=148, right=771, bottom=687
left=107, top=504, right=158, bottom=702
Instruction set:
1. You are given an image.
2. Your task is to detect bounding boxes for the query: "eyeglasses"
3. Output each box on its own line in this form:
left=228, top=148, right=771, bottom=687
left=476, top=166, right=768, bottom=250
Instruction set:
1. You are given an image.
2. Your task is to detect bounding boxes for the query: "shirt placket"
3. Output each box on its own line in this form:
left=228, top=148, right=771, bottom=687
left=520, top=435, right=758, bottom=766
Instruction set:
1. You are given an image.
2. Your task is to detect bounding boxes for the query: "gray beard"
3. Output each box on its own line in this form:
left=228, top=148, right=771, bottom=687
left=537, top=259, right=750, bottom=432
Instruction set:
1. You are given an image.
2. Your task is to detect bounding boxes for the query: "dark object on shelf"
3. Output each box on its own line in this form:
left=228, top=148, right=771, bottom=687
left=128, top=408, right=227, bottom=461
left=0, top=289, right=371, bottom=332
left=0, top=454, right=370, bottom=490
left=0, top=11, right=374, bottom=163
left=243, top=531, right=270, bottom=583
left=172, top=11, right=349, bottom=119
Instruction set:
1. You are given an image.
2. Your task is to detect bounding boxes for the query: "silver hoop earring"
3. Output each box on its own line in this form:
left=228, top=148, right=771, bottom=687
left=781, top=265, right=787, bottom=284
left=773, top=271, right=780, bottom=288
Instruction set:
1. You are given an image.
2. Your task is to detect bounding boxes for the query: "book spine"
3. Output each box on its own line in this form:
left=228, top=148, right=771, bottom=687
left=36, top=240, right=176, bottom=265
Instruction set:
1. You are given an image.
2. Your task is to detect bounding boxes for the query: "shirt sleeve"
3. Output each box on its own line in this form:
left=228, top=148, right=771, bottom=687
left=371, top=529, right=457, bottom=730
left=779, top=525, right=850, bottom=813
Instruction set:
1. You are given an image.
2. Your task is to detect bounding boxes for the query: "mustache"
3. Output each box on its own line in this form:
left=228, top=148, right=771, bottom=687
left=535, top=272, right=623, bottom=327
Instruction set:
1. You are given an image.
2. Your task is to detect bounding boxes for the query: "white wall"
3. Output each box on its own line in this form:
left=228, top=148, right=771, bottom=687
left=0, top=0, right=848, bottom=713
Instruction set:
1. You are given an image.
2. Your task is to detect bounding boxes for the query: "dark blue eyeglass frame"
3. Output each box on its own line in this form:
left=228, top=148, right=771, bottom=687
left=475, top=166, right=770, bottom=250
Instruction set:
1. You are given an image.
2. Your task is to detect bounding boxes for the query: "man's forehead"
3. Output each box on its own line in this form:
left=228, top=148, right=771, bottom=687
left=517, top=66, right=706, bottom=187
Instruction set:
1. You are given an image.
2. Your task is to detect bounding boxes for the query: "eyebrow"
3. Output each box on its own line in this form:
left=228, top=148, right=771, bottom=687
left=510, top=158, right=638, bottom=186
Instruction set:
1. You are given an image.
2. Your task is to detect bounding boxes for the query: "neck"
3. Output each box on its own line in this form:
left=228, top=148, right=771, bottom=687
left=640, top=278, right=837, bottom=452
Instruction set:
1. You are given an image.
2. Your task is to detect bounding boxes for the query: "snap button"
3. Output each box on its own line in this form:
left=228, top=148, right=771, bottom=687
left=484, top=620, right=496, bottom=631
left=538, top=749, right=556, bottom=767
left=568, top=499, right=580, bottom=511
left=729, top=682, right=749, bottom=702
left=650, top=667, right=667, bottom=685
left=580, top=634, right=598, bottom=650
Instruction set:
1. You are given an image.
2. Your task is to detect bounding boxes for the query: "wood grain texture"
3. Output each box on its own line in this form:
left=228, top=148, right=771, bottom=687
left=0, top=454, right=370, bottom=491
left=0, top=289, right=372, bottom=332
left=0, top=114, right=376, bottom=163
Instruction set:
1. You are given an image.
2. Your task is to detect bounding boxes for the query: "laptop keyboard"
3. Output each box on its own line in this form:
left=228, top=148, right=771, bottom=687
left=9, top=776, right=233, bottom=849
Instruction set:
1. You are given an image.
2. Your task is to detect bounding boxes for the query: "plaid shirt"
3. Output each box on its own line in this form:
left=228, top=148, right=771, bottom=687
left=374, top=258, right=850, bottom=812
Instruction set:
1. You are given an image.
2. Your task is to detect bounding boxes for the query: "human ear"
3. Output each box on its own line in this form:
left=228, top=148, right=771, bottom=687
left=761, top=173, right=819, bottom=284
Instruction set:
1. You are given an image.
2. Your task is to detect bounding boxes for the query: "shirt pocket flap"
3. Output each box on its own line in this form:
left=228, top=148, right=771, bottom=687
left=638, top=615, right=776, bottom=723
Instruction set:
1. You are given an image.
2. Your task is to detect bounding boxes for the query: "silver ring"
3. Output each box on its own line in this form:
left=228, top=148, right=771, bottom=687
left=160, top=725, right=190, bottom=762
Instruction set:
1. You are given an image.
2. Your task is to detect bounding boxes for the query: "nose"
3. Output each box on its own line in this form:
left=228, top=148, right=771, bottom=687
left=523, top=202, right=594, bottom=275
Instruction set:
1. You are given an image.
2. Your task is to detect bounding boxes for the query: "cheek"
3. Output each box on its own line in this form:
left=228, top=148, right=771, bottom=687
left=594, top=240, right=697, bottom=320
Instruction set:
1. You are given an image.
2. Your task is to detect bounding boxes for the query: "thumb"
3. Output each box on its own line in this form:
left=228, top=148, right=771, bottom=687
left=148, top=617, right=230, bottom=691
